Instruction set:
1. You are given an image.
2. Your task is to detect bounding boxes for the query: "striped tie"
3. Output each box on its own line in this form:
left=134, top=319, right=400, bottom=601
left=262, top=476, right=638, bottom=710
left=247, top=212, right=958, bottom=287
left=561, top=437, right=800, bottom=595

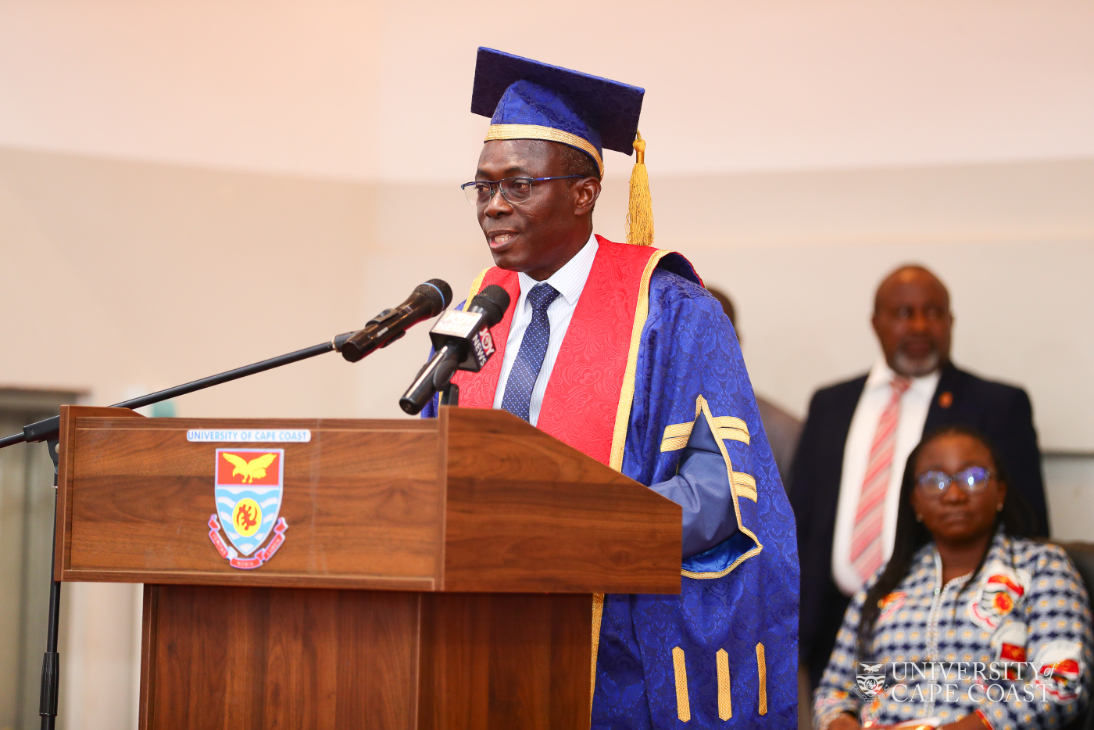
left=500, top=283, right=560, bottom=422
left=850, top=376, right=912, bottom=583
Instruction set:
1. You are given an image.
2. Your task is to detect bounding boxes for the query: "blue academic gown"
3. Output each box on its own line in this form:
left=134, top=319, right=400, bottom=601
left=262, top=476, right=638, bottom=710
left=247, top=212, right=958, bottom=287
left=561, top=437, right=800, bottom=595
left=426, top=264, right=799, bottom=728
left=591, top=267, right=799, bottom=728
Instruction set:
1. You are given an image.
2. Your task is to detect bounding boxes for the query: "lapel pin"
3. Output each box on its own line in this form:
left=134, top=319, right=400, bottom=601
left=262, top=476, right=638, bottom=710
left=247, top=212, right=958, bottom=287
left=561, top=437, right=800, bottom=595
left=939, top=391, right=953, bottom=409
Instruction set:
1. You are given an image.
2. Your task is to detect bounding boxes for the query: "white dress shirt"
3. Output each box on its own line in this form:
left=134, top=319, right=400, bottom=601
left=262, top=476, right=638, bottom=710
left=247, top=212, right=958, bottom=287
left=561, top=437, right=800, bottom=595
left=492, top=234, right=599, bottom=426
left=830, top=359, right=941, bottom=596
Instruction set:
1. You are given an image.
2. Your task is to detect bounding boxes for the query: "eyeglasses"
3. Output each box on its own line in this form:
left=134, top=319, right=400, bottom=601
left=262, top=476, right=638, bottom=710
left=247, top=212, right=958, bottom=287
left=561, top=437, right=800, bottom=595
left=915, top=467, right=993, bottom=498
left=460, top=176, right=584, bottom=207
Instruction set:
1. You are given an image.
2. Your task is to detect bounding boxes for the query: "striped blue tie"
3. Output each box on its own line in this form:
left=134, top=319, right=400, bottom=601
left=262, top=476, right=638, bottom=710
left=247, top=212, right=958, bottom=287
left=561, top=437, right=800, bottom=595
left=500, top=283, right=560, bottom=422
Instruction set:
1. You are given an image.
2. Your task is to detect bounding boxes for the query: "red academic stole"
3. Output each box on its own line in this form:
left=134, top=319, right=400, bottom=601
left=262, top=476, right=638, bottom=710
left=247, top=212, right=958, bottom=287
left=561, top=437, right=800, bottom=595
left=451, top=236, right=664, bottom=466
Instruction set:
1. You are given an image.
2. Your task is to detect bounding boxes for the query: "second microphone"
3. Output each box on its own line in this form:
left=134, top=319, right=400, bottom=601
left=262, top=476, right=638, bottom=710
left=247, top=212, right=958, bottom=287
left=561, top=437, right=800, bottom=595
left=399, top=285, right=511, bottom=415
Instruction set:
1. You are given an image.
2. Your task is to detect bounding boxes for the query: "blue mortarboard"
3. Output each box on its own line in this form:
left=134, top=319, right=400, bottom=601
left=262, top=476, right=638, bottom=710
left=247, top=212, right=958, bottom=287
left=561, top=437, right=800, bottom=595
left=471, top=47, right=645, bottom=178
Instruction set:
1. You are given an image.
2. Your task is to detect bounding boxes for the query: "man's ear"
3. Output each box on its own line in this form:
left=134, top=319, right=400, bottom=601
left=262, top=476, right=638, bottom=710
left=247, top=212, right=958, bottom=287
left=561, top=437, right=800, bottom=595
left=870, top=312, right=883, bottom=341
left=573, top=177, right=601, bottom=216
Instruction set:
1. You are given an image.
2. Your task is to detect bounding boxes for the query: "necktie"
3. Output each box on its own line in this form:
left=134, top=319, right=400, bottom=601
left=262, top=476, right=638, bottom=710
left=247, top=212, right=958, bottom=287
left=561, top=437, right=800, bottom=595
left=850, top=376, right=912, bottom=583
left=500, top=283, right=560, bottom=422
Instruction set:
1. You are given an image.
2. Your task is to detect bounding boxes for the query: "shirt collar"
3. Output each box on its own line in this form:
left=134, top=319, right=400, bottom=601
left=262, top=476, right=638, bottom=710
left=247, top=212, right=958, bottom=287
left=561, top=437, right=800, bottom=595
left=864, top=357, right=941, bottom=397
left=516, top=232, right=598, bottom=307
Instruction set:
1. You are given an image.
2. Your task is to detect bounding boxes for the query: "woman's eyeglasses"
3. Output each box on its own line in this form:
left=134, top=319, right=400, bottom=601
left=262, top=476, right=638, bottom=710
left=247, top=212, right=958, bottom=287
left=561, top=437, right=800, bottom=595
left=915, top=466, right=992, bottom=498
left=460, top=176, right=584, bottom=206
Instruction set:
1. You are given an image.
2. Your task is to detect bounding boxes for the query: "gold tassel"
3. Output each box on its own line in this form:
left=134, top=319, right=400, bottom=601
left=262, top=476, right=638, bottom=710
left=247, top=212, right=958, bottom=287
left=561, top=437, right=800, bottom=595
left=626, top=130, right=654, bottom=246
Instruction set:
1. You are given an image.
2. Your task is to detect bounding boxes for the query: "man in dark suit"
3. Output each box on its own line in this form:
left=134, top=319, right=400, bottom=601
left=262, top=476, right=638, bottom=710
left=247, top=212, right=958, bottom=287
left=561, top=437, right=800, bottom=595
left=789, top=264, right=1047, bottom=690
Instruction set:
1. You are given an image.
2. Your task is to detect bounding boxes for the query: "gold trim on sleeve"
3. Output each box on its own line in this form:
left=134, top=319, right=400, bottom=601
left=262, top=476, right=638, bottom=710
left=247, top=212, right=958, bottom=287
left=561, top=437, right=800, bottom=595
left=680, top=547, right=763, bottom=580
left=659, top=417, right=760, bottom=499
left=756, top=643, right=768, bottom=716
left=680, top=394, right=763, bottom=580
left=661, top=421, right=693, bottom=443
left=716, top=416, right=749, bottom=436
left=660, top=435, right=687, bottom=451
left=660, top=416, right=751, bottom=452
left=672, top=646, right=692, bottom=722
left=733, top=472, right=758, bottom=502
left=486, top=124, right=605, bottom=177
left=716, top=648, right=732, bottom=720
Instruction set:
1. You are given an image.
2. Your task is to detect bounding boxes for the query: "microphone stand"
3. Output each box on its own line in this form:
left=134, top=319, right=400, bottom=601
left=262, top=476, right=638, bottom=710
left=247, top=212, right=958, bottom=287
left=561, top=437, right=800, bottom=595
left=0, top=330, right=356, bottom=729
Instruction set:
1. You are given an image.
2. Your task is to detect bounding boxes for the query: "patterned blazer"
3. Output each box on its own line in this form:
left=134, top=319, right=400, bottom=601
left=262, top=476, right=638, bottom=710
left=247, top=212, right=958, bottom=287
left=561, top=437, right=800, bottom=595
left=814, top=529, right=1092, bottom=730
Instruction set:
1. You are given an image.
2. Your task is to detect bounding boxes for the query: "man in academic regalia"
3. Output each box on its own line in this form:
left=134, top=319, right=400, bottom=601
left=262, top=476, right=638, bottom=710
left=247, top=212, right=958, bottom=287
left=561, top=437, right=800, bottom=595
left=424, top=48, right=799, bottom=728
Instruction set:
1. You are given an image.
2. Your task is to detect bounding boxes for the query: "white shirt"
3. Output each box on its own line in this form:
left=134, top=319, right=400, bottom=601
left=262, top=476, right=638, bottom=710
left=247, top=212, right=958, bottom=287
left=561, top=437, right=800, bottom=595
left=492, top=234, right=598, bottom=426
left=830, top=359, right=941, bottom=596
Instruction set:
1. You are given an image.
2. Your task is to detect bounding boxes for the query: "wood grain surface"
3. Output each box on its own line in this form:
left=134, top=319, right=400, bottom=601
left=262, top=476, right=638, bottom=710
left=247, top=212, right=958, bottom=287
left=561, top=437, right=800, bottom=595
left=59, top=406, right=681, bottom=594
left=140, top=585, right=592, bottom=730
left=440, top=407, right=682, bottom=594
left=416, top=592, right=592, bottom=730
left=55, top=406, right=144, bottom=577
left=61, top=409, right=444, bottom=589
left=140, top=585, right=420, bottom=729
left=60, top=408, right=678, bottom=728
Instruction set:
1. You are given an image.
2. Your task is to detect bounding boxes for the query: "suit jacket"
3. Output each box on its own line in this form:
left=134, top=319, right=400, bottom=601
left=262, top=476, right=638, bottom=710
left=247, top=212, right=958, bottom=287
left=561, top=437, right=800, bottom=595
left=788, top=362, right=1047, bottom=687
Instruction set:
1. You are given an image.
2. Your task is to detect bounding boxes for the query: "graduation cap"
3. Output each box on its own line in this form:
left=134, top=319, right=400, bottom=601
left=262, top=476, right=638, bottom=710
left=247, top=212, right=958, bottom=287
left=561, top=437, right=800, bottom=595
left=470, top=47, right=655, bottom=246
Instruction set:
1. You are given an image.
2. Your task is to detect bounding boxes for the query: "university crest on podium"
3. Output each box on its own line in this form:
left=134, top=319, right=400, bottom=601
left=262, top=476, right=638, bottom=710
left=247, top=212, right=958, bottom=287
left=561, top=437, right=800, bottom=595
left=207, top=448, right=289, bottom=569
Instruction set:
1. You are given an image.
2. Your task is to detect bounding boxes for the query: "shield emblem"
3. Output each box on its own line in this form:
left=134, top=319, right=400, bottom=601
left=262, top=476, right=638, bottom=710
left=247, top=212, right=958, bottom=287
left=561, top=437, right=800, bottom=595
left=214, top=448, right=284, bottom=556
left=855, top=663, right=887, bottom=700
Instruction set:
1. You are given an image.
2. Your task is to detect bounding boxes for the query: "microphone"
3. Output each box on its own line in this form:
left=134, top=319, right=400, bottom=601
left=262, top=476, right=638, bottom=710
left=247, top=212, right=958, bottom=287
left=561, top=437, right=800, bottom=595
left=340, top=279, right=453, bottom=363
left=399, top=284, right=511, bottom=415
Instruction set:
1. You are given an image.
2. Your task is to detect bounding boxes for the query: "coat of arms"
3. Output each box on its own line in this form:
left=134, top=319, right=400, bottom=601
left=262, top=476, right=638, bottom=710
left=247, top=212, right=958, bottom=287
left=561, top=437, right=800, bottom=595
left=207, top=448, right=288, bottom=569
left=855, top=663, right=887, bottom=700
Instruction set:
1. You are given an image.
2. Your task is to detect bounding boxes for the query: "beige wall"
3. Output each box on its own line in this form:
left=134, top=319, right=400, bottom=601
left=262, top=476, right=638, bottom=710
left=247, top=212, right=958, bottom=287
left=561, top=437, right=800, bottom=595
left=2, top=1, right=1092, bottom=181
left=3, top=149, right=1092, bottom=438
left=1, top=2, right=1092, bottom=726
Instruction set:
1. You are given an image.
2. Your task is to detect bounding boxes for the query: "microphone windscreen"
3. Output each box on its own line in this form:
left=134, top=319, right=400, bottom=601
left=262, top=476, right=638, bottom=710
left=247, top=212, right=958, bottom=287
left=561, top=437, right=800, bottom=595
left=415, top=279, right=453, bottom=315
left=470, top=285, right=511, bottom=326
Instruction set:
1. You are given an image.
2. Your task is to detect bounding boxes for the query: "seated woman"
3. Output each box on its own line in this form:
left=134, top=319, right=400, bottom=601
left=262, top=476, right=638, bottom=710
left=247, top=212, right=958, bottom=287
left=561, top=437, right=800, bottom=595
left=814, top=425, right=1092, bottom=729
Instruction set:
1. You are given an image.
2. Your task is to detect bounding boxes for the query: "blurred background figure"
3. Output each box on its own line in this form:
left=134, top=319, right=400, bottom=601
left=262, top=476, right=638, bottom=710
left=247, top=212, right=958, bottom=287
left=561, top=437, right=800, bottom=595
left=789, top=264, right=1048, bottom=690
left=708, top=286, right=802, bottom=484
left=813, top=426, right=1091, bottom=730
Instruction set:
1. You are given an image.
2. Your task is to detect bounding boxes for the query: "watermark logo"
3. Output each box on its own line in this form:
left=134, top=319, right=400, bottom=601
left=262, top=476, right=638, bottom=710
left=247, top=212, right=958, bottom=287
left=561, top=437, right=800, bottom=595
left=858, top=658, right=1085, bottom=705
left=855, top=663, right=887, bottom=700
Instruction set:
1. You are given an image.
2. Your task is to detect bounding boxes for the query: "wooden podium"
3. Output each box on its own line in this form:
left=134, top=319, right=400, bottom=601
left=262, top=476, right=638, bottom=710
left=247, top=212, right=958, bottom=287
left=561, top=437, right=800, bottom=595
left=55, top=405, right=681, bottom=729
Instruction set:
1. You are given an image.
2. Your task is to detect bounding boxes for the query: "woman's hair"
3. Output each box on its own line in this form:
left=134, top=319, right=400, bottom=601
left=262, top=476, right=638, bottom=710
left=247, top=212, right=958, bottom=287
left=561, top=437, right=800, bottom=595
left=855, top=424, right=1033, bottom=660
